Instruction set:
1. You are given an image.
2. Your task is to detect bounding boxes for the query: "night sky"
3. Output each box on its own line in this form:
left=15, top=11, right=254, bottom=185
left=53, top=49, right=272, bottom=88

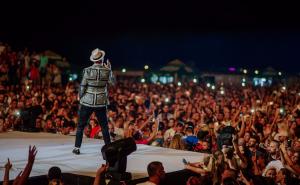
left=1, top=1, right=300, bottom=73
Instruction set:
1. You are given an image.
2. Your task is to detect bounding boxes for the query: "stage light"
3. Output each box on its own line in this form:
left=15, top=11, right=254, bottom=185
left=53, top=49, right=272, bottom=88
left=206, top=83, right=211, bottom=88
left=243, top=69, right=247, bottom=74
left=177, top=82, right=182, bottom=86
left=211, top=85, right=215, bottom=90
left=101, top=138, right=137, bottom=182
left=26, top=85, right=30, bottom=91
left=141, top=78, right=145, bottom=83
left=242, top=82, right=246, bottom=87
left=282, top=86, right=286, bottom=91
left=144, top=65, right=149, bottom=70
left=251, top=108, right=255, bottom=113
left=122, top=68, right=126, bottom=73
left=254, top=70, right=259, bottom=75
left=228, top=67, right=236, bottom=72
left=193, top=78, right=197, bottom=83
left=220, top=90, right=225, bottom=95
left=242, top=78, right=246, bottom=82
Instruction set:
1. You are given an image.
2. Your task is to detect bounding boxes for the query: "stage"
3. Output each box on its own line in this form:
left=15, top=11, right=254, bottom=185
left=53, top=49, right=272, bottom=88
left=0, top=131, right=208, bottom=181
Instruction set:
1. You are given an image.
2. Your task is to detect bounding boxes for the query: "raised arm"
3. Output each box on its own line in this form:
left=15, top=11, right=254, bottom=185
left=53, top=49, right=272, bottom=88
left=280, top=144, right=300, bottom=175
left=104, top=59, right=115, bottom=86
left=3, top=158, right=12, bottom=185
left=146, top=118, right=159, bottom=143
left=232, top=134, right=247, bottom=169
left=231, top=107, right=241, bottom=128
left=93, top=164, right=108, bottom=185
left=237, top=116, right=246, bottom=138
left=138, top=114, right=154, bottom=131
left=14, top=145, right=38, bottom=185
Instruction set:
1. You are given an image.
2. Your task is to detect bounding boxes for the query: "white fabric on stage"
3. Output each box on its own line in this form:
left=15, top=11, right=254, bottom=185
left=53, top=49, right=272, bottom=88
left=0, top=131, right=208, bottom=180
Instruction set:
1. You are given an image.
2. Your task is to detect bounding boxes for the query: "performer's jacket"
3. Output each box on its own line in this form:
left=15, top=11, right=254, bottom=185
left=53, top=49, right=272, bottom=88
left=79, top=63, right=114, bottom=107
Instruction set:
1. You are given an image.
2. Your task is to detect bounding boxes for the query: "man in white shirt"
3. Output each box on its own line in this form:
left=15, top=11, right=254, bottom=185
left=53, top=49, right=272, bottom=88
left=137, top=161, right=165, bottom=185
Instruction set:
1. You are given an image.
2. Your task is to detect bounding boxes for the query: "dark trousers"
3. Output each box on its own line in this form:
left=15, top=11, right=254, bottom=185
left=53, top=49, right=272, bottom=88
left=75, top=105, right=111, bottom=148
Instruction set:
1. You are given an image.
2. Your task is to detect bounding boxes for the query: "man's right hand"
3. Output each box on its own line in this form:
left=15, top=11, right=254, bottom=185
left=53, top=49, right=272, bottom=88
left=103, top=59, right=111, bottom=69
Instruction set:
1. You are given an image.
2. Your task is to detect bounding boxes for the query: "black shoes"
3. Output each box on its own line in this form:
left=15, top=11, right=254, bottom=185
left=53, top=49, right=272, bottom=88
left=72, top=148, right=80, bottom=155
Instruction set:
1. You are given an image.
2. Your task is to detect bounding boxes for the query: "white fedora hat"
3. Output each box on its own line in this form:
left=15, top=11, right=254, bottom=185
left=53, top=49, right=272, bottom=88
left=90, top=48, right=105, bottom=62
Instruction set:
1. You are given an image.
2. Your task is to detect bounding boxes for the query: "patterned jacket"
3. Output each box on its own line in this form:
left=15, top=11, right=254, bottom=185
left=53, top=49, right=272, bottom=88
left=79, top=63, right=114, bottom=107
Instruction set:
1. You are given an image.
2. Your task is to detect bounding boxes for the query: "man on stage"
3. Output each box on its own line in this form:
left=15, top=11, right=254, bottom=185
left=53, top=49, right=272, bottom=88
left=73, top=48, right=114, bottom=155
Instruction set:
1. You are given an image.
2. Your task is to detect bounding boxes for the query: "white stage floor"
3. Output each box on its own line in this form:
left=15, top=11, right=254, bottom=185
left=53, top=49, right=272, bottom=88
left=0, top=131, right=208, bottom=180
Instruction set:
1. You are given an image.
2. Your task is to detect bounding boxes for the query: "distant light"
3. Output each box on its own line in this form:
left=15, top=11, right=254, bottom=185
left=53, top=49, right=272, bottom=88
left=243, top=69, right=248, bottom=74
left=242, top=82, right=246, bottom=87
left=211, top=85, right=216, bottom=90
left=69, top=77, right=73, bottom=81
left=282, top=86, right=286, bottom=91
left=122, top=68, right=126, bottom=73
left=193, top=78, right=197, bottom=83
left=298, top=92, right=300, bottom=96
left=220, top=90, right=225, bottom=95
left=165, top=97, right=169, bottom=103
left=228, top=67, right=236, bottom=72
left=254, top=70, right=259, bottom=75
left=278, top=72, right=282, bottom=76
left=251, top=108, right=255, bottom=113
left=279, top=108, right=284, bottom=114
left=242, top=78, right=246, bottom=82
left=177, top=82, right=182, bottom=86
left=206, top=83, right=211, bottom=87
left=141, top=78, right=146, bottom=83
left=144, top=65, right=149, bottom=70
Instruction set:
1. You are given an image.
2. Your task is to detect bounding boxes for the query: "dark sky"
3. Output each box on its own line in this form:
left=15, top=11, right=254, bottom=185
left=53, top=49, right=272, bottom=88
left=1, top=1, right=300, bottom=73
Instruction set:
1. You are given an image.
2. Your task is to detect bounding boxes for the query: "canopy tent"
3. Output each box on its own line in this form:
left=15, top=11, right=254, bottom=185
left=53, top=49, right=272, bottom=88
left=160, top=59, right=193, bottom=73
left=157, top=59, right=194, bottom=83
left=262, top=67, right=277, bottom=76
left=44, top=50, right=70, bottom=68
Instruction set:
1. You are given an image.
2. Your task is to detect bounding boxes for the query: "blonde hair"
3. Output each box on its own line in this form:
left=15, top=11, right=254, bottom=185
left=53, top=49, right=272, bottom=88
left=168, top=134, right=186, bottom=150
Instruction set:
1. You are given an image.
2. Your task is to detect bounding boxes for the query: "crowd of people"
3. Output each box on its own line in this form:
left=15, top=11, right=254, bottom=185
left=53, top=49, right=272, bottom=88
left=1, top=42, right=300, bottom=184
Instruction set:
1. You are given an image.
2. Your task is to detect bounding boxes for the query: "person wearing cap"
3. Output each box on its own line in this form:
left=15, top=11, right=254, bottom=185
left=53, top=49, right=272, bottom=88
left=73, top=48, right=114, bottom=155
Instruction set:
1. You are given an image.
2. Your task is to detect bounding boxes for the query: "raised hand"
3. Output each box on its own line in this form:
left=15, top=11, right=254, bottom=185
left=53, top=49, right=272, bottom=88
left=4, top=158, right=12, bottom=171
left=103, top=59, right=111, bottom=69
left=28, top=145, right=38, bottom=164
left=279, top=143, right=287, bottom=153
left=96, top=164, right=109, bottom=177
left=232, top=134, right=238, bottom=144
